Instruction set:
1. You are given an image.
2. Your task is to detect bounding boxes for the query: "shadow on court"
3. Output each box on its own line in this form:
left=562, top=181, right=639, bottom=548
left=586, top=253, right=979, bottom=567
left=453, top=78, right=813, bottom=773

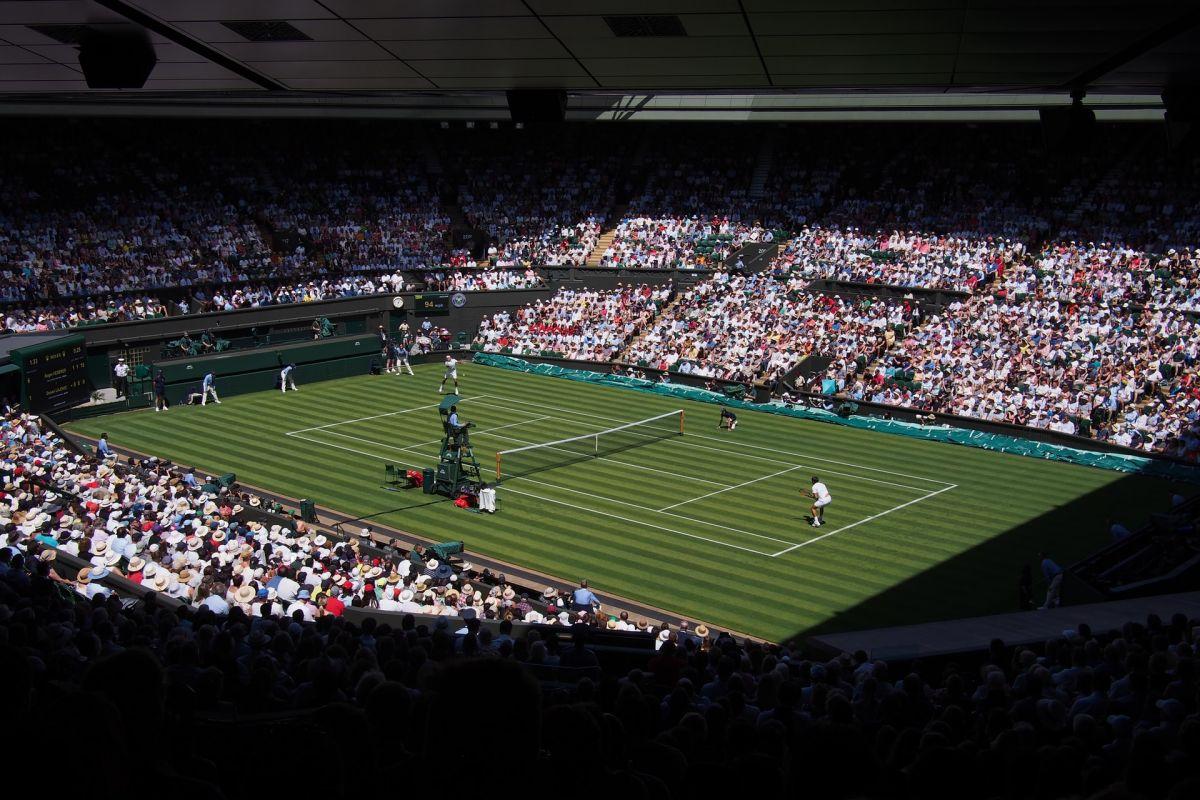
left=780, top=470, right=1189, bottom=645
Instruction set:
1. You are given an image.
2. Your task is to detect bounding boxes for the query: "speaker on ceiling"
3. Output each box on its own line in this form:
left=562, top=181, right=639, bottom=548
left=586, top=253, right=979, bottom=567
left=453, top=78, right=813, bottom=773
left=79, top=28, right=157, bottom=89
left=506, top=89, right=567, bottom=125
left=1039, top=100, right=1096, bottom=153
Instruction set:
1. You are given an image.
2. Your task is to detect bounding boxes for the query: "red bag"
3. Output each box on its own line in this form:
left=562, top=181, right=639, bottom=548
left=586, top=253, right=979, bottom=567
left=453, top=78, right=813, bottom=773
left=406, top=470, right=423, bottom=487
left=454, top=496, right=469, bottom=509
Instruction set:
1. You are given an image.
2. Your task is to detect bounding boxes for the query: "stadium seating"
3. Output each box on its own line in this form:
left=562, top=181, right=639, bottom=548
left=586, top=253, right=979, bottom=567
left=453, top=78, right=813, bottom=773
left=3, top=408, right=1199, bottom=796
left=3, top=120, right=1200, bottom=457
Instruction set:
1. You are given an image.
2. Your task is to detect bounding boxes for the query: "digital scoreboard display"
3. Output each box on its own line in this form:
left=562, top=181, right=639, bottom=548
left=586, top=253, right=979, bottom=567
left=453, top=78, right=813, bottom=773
left=412, top=293, right=450, bottom=316
left=12, top=335, right=90, bottom=414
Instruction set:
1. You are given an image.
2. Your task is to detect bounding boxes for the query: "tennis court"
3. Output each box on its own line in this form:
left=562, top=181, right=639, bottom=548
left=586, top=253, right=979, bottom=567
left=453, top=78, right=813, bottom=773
left=66, top=361, right=1182, bottom=640
left=286, top=392, right=956, bottom=559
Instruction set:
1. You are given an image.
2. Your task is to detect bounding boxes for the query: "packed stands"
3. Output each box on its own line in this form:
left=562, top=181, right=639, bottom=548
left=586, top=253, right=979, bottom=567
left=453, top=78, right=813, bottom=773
left=862, top=295, right=1200, bottom=456
left=473, top=285, right=669, bottom=361
left=4, top=449, right=1200, bottom=797
left=0, top=410, right=622, bottom=626
left=773, top=226, right=1022, bottom=293
left=419, top=268, right=542, bottom=292
left=623, top=271, right=917, bottom=385
left=598, top=126, right=769, bottom=269
left=445, top=127, right=630, bottom=267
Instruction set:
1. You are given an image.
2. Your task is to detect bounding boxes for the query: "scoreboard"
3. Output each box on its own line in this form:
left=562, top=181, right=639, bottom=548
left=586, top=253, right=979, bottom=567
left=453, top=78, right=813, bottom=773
left=9, top=335, right=91, bottom=414
left=411, top=293, right=450, bottom=316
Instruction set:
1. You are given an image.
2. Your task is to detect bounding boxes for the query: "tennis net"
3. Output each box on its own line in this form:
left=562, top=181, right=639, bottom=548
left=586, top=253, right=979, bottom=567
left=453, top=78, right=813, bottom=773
left=495, top=409, right=684, bottom=481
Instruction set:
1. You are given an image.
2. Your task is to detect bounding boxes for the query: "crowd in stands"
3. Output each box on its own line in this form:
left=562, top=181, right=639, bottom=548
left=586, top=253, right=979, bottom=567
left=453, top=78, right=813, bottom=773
left=994, top=243, right=1200, bottom=312
left=597, top=127, right=768, bottom=270
left=420, top=268, right=542, bottom=292
left=2, top=295, right=169, bottom=333
left=4, top=442, right=1200, bottom=797
left=624, top=271, right=917, bottom=385
left=0, top=272, right=417, bottom=333
left=0, top=411, right=632, bottom=627
left=774, top=226, right=1022, bottom=292
left=860, top=294, right=1200, bottom=456
left=474, top=285, right=669, bottom=361
left=448, top=128, right=628, bottom=267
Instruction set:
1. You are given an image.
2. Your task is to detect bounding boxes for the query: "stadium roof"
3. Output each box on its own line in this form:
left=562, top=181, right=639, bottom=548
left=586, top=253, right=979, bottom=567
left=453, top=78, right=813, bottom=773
left=1, top=1, right=1197, bottom=115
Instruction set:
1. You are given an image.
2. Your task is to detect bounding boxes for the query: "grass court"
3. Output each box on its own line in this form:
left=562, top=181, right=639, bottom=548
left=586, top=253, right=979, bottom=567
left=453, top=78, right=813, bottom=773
left=66, top=361, right=1187, bottom=641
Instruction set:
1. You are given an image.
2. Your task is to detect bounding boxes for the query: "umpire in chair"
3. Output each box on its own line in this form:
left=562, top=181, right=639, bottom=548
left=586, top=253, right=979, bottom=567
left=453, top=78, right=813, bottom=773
left=445, top=404, right=471, bottom=446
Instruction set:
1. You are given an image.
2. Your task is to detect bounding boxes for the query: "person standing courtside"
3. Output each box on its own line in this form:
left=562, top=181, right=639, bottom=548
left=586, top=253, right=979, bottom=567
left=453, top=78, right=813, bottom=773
left=112, top=357, right=129, bottom=398
left=202, top=370, right=221, bottom=405
left=153, top=369, right=169, bottom=412
left=394, top=338, right=414, bottom=376
left=280, top=363, right=298, bottom=393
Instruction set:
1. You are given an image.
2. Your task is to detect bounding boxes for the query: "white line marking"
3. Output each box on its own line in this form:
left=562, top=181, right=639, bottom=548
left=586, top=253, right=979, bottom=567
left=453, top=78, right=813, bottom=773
left=285, top=394, right=492, bottom=434
left=474, top=399, right=927, bottom=493
left=500, top=485, right=778, bottom=557
left=479, top=429, right=732, bottom=487
left=510, top=474, right=798, bottom=546
left=769, top=484, right=959, bottom=557
left=659, top=465, right=807, bottom=511
left=473, top=394, right=952, bottom=487
left=297, top=416, right=552, bottom=460
left=285, top=431, right=426, bottom=468
left=397, top=416, right=552, bottom=450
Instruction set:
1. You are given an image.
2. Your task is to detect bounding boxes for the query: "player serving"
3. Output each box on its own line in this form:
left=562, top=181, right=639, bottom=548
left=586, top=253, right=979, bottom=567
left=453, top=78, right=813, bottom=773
left=438, top=354, right=459, bottom=394
left=804, top=476, right=832, bottom=527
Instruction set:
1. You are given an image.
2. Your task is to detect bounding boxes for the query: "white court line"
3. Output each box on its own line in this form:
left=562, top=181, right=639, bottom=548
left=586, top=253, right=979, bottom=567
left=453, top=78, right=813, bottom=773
left=289, top=420, right=950, bottom=558
left=659, top=465, right=807, bottom=511
left=500, top=485, right=778, bottom=557
left=395, top=416, right=552, bottom=450
left=473, top=399, right=928, bottom=493
left=285, top=431, right=426, bottom=468
left=473, top=394, right=952, bottom=488
left=769, top=484, right=958, bottom=557
left=477, top=429, right=732, bottom=488
left=299, top=416, right=551, bottom=459
left=286, top=394, right=492, bottom=434
left=509, top=474, right=797, bottom=546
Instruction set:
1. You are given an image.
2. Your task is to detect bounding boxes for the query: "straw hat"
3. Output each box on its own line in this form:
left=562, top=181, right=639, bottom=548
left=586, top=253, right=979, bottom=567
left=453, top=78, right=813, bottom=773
left=127, top=556, right=145, bottom=572
left=234, top=585, right=255, bottom=604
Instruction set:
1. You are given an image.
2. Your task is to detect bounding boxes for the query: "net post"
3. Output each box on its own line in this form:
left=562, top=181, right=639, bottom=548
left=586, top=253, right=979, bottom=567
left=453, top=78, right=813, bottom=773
left=495, top=452, right=501, bottom=482
left=679, top=410, right=685, bottom=434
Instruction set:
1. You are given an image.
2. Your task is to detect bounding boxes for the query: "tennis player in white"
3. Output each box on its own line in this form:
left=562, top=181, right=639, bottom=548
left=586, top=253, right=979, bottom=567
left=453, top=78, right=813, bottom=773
left=806, top=476, right=832, bottom=527
left=438, top=355, right=459, bottom=394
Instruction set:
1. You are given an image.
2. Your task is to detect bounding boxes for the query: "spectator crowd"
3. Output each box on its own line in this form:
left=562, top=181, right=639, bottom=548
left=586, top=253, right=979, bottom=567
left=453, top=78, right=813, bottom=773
left=473, top=285, right=669, bottom=361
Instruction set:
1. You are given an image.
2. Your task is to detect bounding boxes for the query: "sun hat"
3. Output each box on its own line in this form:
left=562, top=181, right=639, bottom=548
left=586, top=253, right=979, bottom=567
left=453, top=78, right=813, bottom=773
left=127, top=556, right=145, bottom=572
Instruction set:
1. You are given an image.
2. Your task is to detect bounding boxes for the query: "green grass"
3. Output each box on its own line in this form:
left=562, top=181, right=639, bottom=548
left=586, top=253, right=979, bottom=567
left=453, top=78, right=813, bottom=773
left=66, top=362, right=1189, bottom=641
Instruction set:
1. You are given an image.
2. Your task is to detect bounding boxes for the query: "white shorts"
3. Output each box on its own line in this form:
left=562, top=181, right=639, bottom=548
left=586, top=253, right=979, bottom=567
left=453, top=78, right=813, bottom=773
left=814, top=497, right=832, bottom=508
left=444, top=370, right=458, bottom=380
